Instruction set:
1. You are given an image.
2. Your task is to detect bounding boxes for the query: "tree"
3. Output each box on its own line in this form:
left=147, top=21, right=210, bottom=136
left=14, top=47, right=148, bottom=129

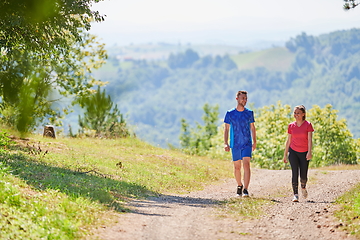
left=253, top=102, right=292, bottom=169
left=168, top=49, right=199, bottom=69
left=308, top=104, right=357, bottom=167
left=0, top=0, right=107, bottom=135
left=344, top=0, right=359, bottom=9
left=77, top=86, right=129, bottom=138
left=179, top=103, right=219, bottom=155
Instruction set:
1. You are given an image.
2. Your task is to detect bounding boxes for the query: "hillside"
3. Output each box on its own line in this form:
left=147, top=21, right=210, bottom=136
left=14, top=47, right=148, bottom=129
left=2, top=132, right=360, bottom=239
left=231, top=47, right=295, bottom=71
left=0, top=133, right=232, bottom=238
left=88, top=28, right=360, bottom=147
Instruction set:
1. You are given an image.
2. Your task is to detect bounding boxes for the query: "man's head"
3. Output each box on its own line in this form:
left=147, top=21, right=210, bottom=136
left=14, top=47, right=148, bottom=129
left=236, top=90, right=248, bottom=107
left=236, top=90, right=248, bottom=98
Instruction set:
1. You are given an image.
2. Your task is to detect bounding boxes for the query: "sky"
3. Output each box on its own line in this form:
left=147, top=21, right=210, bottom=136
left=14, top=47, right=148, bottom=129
left=90, top=0, right=360, bottom=47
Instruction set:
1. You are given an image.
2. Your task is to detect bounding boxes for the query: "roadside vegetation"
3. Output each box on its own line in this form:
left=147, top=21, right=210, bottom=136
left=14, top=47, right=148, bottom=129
left=334, top=182, right=360, bottom=238
left=0, top=129, right=232, bottom=239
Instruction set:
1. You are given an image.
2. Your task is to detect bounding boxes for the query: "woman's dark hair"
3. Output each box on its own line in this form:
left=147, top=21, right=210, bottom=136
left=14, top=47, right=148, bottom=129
left=294, top=105, right=306, bottom=120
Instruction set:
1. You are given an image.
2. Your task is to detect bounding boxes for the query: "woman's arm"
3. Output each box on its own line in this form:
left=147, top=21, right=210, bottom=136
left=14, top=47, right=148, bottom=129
left=283, top=134, right=292, bottom=163
left=306, top=132, right=313, bottom=160
left=250, top=122, right=256, bottom=151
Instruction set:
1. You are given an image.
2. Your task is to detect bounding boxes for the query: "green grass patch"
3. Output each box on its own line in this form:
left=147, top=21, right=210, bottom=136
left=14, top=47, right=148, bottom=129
left=0, top=133, right=233, bottom=238
left=315, top=164, right=360, bottom=171
left=217, top=197, right=274, bottom=220
left=0, top=161, right=111, bottom=239
left=231, top=47, right=295, bottom=72
left=334, top=183, right=360, bottom=238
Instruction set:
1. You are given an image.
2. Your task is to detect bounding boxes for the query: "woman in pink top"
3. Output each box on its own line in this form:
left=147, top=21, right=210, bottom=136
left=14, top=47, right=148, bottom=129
left=283, top=105, right=314, bottom=202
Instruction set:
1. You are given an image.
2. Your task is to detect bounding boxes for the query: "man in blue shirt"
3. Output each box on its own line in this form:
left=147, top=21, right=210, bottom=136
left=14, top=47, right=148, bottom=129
left=224, top=90, right=257, bottom=197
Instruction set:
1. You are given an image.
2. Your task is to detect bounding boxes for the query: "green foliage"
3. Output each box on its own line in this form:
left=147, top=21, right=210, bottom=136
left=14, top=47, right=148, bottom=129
left=0, top=130, right=14, bottom=148
left=77, top=86, right=129, bottom=138
left=180, top=103, right=219, bottom=155
left=253, top=102, right=292, bottom=170
left=0, top=72, right=57, bottom=137
left=206, top=124, right=232, bottom=160
left=285, top=32, right=317, bottom=56
left=0, top=0, right=107, bottom=135
left=168, top=49, right=200, bottom=69
left=167, top=49, right=237, bottom=70
left=308, top=105, right=357, bottom=167
left=344, top=0, right=360, bottom=10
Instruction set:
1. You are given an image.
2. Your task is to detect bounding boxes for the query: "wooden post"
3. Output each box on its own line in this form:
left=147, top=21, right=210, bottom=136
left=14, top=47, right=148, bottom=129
left=43, top=125, right=56, bottom=138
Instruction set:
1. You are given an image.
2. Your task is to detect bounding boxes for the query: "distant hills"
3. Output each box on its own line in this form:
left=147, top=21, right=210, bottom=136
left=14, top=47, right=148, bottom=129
left=91, top=28, right=360, bottom=147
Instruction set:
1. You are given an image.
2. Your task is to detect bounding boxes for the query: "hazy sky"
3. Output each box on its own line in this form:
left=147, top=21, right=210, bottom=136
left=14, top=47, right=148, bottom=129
left=90, top=0, right=360, bottom=47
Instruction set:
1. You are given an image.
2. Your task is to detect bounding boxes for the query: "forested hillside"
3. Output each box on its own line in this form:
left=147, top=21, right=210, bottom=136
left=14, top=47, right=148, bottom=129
left=95, top=29, right=360, bottom=147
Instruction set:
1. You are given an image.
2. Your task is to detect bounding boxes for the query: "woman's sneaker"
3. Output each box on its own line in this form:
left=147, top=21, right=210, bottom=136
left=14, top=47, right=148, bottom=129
left=292, top=194, right=299, bottom=202
left=237, top=185, right=243, bottom=196
left=301, top=188, right=308, bottom=199
left=242, top=188, right=249, bottom=197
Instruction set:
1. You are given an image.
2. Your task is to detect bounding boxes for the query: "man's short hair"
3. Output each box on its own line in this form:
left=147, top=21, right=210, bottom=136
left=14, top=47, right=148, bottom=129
left=237, top=90, right=248, bottom=98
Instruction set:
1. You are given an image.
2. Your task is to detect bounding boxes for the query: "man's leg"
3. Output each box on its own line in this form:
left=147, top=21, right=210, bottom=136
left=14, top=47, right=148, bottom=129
left=242, top=157, right=251, bottom=189
left=233, top=160, right=242, bottom=186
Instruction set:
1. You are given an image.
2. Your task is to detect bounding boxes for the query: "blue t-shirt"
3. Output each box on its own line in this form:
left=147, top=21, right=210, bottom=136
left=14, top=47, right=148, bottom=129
left=224, top=108, right=255, bottom=150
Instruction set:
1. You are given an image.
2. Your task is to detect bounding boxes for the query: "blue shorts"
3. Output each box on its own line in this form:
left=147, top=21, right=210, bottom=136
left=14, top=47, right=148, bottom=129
left=231, top=146, right=252, bottom=161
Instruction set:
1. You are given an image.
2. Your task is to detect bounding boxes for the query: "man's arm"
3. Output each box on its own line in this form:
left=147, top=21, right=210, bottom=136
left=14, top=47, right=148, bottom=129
left=224, top=123, right=230, bottom=152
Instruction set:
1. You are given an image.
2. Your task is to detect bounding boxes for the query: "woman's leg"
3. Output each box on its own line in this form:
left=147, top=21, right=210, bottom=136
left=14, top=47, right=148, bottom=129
left=288, top=148, right=300, bottom=195
left=298, top=151, right=309, bottom=189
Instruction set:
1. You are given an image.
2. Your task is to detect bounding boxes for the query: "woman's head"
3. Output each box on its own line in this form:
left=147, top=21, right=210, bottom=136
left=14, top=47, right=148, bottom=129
left=294, top=105, right=306, bottom=121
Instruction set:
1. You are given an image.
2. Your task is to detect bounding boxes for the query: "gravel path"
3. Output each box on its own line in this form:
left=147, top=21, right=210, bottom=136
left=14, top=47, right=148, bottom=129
left=94, top=168, right=360, bottom=240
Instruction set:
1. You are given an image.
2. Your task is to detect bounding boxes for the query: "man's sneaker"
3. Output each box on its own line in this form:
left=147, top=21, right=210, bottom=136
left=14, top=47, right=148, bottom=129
left=242, top=188, right=249, bottom=197
left=301, top=188, right=308, bottom=199
left=236, top=185, right=243, bottom=196
left=292, top=194, right=299, bottom=202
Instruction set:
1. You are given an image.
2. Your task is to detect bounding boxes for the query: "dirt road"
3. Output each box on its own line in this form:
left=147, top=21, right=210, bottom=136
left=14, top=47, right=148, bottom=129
left=95, top=169, right=360, bottom=240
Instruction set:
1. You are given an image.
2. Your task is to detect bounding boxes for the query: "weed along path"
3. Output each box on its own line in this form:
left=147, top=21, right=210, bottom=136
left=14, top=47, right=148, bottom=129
left=94, top=169, right=360, bottom=240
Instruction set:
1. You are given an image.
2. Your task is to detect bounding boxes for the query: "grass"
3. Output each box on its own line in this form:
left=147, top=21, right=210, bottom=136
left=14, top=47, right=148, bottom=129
left=217, top=197, right=274, bottom=221
left=231, top=47, right=295, bottom=72
left=313, top=164, right=360, bottom=238
left=315, top=164, right=360, bottom=171
left=0, top=132, right=233, bottom=239
left=334, top=183, right=360, bottom=238
left=1, top=131, right=359, bottom=238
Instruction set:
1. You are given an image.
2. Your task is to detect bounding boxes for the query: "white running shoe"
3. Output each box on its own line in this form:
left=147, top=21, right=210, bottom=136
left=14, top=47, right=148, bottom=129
left=292, top=194, right=299, bottom=202
left=242, top=188, right=249, bottom=197
left=301, top=188, right=308, bottom=199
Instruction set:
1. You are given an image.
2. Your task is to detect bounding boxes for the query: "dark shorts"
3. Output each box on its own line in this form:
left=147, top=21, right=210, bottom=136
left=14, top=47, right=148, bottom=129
left=231, top=146, right=252, bottom=161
